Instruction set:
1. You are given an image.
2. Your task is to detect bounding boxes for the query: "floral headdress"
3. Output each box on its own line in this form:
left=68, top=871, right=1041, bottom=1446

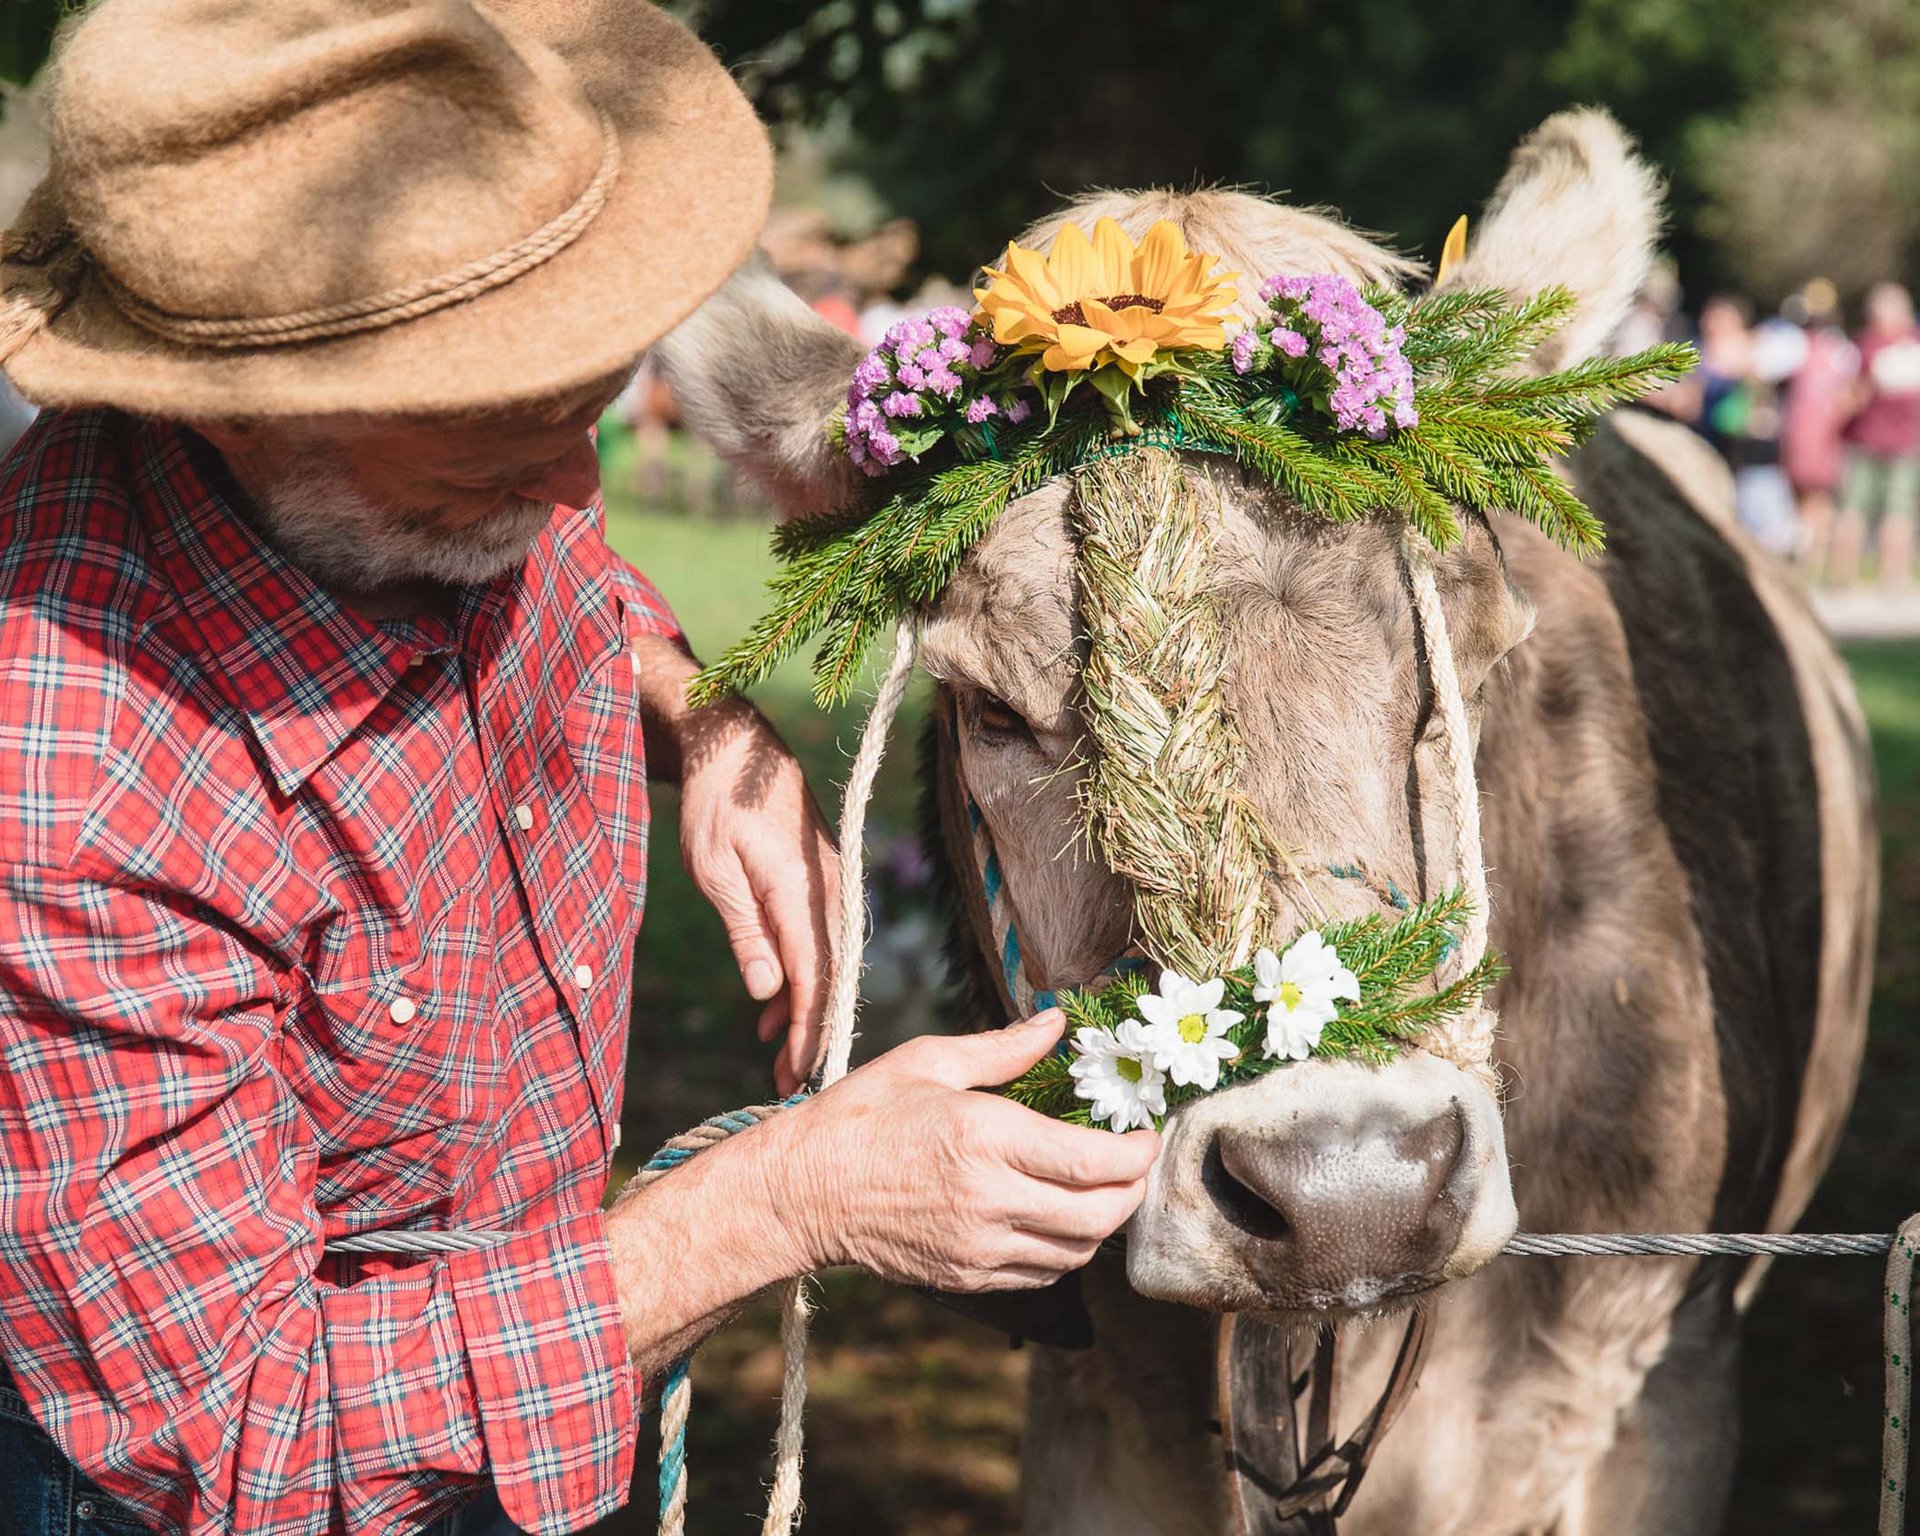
left=693, top=216, right=1693, bottom=1130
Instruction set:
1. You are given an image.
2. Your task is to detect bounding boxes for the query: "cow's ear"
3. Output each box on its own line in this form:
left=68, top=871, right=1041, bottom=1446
left=648, top=253, right=867, bottom=517
left=1437, top=109, right=1664, bottom=374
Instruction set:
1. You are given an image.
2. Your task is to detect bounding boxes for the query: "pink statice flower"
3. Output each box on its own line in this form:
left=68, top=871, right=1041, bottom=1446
left=1005, top=396, right=1034, bottom=424
left=1230, top=331, right=1259, bottom=375
left=841, top=306, right=1015, bottom=472
left=850, top=355, right=891, bottom=397
left=929, top=305, right=972, bottom=340
left=1254, top=272, right=1417, bottom=437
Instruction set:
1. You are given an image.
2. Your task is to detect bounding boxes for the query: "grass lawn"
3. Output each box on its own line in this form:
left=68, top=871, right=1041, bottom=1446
left=593, top=475, right=1920, bottom=1534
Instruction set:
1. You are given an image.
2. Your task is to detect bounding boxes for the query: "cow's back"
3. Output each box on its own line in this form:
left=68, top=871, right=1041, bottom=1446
left=1482, top=405, right=1873, bottom=1259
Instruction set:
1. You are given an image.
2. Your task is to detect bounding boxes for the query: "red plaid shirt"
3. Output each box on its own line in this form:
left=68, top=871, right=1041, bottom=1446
left=0, top=410, right=675, bottom=1534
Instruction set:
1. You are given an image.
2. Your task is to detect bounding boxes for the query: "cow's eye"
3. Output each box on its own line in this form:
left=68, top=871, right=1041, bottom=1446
left=976, top=690, right=1031, bottom=740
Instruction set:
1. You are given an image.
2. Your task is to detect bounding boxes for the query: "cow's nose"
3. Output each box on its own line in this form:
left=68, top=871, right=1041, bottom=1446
left=1204, top=1101, right=1468, bottom=1308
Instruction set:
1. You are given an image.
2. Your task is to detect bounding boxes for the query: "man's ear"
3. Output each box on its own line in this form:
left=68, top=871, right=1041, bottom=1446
left=648, top=252, right=868, bottom=517
left=1436, top=108, right=1664, bottom=374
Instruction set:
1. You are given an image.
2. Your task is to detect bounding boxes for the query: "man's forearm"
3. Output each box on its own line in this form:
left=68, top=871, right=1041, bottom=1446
left=630, top=629, right=769, bottom=786
left=603, top=1113, right=815, bottom=1379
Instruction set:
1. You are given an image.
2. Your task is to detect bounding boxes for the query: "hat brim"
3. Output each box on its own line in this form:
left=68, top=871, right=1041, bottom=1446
left=4, top=0, right=772, bottom=420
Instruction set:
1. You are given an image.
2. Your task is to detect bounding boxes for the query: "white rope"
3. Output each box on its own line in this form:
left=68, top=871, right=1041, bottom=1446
left=1401, top=533, right=1498, bottom=1085
left=757, top=619, right=921, bottom=1535
left=819, top=621, right=923, bottom=1083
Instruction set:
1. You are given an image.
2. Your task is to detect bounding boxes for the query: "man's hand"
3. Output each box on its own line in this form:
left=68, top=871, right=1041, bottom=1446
left=773, top=1011, right=1162, bottom=1290
left=631, top=634, right=837, bottom=1091
left=604, top=1010, right=1158, bottom=1376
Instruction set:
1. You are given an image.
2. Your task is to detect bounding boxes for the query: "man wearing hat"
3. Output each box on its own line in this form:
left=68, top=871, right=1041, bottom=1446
left=0, top=2, right=1157, bottom=1532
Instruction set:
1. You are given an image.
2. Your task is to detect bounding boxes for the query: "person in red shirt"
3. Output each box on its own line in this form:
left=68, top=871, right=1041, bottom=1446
left=1834, top=280, right=1920, bottom=586
left=0, top=3, right=1155, bottom=1533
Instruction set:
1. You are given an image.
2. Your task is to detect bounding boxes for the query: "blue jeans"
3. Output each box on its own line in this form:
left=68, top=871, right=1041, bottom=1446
left=0, top=1358, right=520, bottom=1535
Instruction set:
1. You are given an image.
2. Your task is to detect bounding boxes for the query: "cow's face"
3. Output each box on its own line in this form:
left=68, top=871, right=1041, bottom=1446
left=652, top=124, right=1662, bottom=1316
left=920, top=455, right=1532, bottom=1317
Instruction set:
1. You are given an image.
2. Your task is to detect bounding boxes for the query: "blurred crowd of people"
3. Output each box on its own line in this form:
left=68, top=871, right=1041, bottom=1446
left=1623, top=269, right=1920, bottom=587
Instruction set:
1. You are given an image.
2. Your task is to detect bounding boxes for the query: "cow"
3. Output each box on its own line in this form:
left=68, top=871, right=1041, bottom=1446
left=654, top=110, right=1877, bottom=1535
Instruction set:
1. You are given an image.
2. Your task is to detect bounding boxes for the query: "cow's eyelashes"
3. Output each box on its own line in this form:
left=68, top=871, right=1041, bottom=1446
left=975, top=690, right=1033, bottom=742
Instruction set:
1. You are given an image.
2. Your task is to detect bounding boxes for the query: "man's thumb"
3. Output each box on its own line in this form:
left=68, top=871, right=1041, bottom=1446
left=934, top=1009, right=1068, bottom=1089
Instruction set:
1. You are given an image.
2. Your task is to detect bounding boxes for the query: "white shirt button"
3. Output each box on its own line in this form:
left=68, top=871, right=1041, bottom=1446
left=513, top=804, right=535, bottom=832
left=573, top=963, right=594, bottom=991
left=389, top=996, right=418, bottom=1025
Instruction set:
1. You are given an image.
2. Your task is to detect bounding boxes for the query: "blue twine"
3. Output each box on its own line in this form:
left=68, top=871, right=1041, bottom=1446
left=1326, top=860, right=1409, bottom=910
left=644, top=1092, right=809, bottom=1524
left=658, top=1357, right=690, bottom=1525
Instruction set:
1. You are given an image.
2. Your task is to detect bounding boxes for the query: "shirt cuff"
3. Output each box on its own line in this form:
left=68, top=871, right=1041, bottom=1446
left=447, top=1213, right=639, bottom=1534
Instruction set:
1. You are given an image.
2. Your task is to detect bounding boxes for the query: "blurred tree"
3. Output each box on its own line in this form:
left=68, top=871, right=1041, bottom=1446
left=0, top=0, right=64, bottom=90
left=1691, top=0, right=1920, bottom=302
left=684, top=0, right=1793, bottom=292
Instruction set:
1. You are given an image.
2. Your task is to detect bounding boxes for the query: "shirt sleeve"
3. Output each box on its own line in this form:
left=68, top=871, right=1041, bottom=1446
left=605, top=554, right=684, bottom=644
left=0, top=864, right=638, bottom=1535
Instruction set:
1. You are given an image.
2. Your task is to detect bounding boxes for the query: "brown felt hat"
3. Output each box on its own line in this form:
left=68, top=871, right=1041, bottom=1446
left=0, top=0, right=772, bottom=419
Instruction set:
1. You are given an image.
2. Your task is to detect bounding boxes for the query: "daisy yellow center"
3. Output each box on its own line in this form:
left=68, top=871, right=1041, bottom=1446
left=1052, top=294, right=1166, bottom=325
left=1278, top=981, right=1303, bottom=1011
left=1178, top=1012, right=1209, bottom=1043
left=1116, top=1057, right=1144, bottom=1083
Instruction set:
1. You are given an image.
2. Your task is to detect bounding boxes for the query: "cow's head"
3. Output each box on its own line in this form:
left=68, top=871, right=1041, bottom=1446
left=657, top=110, right=1662, bottom=1318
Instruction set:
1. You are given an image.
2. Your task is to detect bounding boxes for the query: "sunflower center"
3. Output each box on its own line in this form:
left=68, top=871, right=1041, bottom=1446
left=1178, top=1012, right=1209, bottom=1043
left=1278, top=981, right=1303, bottom=1011
left=1116, top=1056, right=1144, bottom=1083
left=1051, top=293, right=1167, bottom=326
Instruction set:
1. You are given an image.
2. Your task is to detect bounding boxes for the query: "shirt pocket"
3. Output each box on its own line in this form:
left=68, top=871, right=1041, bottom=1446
left=560, top=614, right=649, bottom=919
left=281, top=884, right=502, bottom=1221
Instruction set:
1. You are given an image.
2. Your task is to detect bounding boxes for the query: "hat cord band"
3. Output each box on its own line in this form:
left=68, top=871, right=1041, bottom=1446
left=94, top=109, right=621, bottom=351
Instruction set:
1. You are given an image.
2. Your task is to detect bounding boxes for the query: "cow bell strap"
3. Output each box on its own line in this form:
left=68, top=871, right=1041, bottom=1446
left=1218, top=1309, right=1433, bottom=1535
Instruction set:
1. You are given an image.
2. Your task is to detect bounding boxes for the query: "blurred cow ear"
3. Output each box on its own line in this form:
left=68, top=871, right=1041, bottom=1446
left=1436, top=108, right=1664, bottom=374
left=648, top=252, right=868, bottom=516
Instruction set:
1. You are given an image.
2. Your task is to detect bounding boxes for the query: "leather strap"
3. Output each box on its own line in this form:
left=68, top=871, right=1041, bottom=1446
left=1219, top=1309, right=1433, bottom=1535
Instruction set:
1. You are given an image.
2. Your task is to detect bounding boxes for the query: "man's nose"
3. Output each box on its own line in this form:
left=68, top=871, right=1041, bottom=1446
left=512, top=436, right=602, bottom=509
left=1205, top=1102, right=1468, bottom=1307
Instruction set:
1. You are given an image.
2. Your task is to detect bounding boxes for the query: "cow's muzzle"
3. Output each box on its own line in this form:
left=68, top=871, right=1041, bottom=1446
left=1125, top=1053, right=1516, bottom=1314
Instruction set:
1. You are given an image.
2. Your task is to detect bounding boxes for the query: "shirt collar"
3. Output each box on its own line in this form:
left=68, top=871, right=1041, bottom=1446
left=129, top=419, right=452, bottom=798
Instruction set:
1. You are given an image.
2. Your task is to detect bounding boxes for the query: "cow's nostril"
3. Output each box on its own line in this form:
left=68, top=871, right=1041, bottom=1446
left=1201, top=1137, right=1291, bottom=1242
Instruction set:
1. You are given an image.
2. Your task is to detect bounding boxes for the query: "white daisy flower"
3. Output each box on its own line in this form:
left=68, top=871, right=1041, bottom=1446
left=1133, top=970, right=1244, bottom=1090
left=1068, top=1018, right=1168, bottom=1131
left=1253, top=932, right=1361, bottom=1061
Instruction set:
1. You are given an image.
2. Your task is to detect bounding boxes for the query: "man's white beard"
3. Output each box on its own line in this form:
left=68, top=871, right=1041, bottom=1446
left=251, top=449, right=555, bottom=591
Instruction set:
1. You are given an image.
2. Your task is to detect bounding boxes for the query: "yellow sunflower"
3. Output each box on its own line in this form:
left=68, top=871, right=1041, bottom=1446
left=974, top=217, right=1239, bottom=375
